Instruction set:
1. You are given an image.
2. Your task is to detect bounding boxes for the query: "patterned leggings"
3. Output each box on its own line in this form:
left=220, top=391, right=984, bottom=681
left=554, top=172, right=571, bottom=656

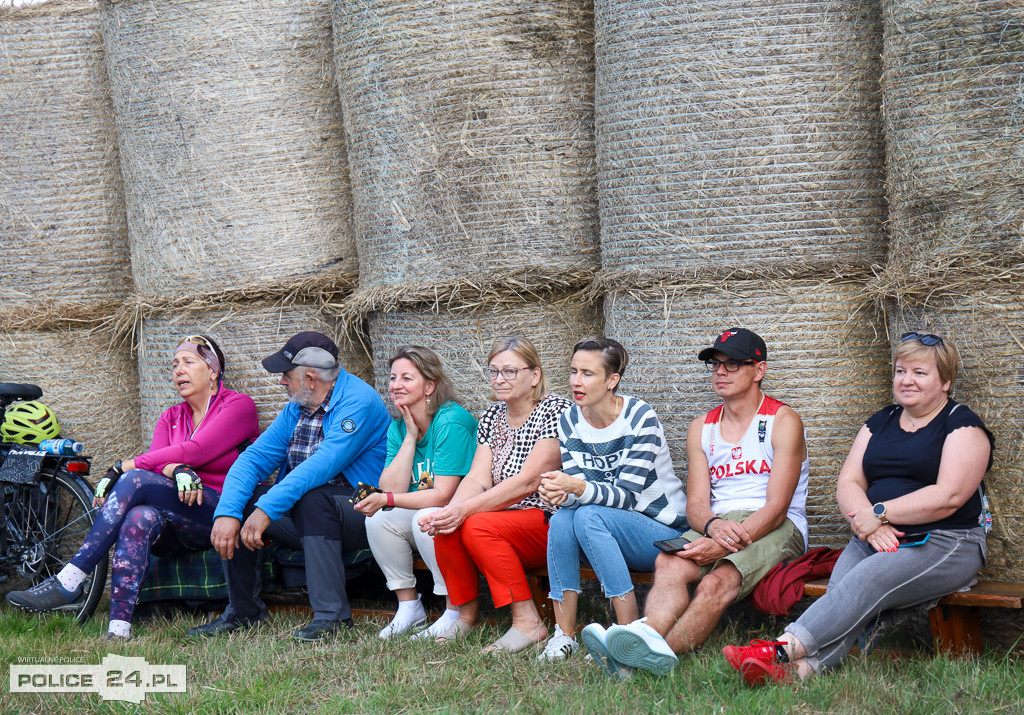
left=70, top=469, right=219, bottom=622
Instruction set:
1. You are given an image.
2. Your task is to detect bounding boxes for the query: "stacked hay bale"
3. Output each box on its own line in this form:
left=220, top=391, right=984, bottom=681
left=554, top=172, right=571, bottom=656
left=330, top=0, right=601, bottom=414
left=605, top=283, right=891, bottom=546
left=595, top=0, right=887, bottom=277
left=99, top=0, right=357, bottom=300
left=593, top=0, right=891, bottom=547
left=878, top=0, right=1024, bottom=581
left=0, top=0, right=140, bottom=468
left=98, top=0, right=365, bottom=442
left=137, top=304, right=373, bottom=437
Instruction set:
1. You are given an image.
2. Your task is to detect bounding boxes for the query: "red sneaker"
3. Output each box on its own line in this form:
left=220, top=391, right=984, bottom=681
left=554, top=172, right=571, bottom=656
left=740, top=657, right=795, bottom=687
left=721, top=639, right=784, bottom=671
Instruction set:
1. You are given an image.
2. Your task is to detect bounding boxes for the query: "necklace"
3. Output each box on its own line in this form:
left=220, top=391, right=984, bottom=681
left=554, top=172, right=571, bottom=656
left=901, top=399, right=946, bottom=432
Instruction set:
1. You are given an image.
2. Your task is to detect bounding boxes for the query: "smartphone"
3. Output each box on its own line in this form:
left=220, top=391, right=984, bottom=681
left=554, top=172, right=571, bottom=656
left=898, top=533, right=931, bottom=548
left=653, top=536, right=691, bottom=554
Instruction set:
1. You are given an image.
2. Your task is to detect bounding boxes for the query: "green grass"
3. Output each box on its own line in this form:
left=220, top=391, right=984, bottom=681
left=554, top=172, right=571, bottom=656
left=1, top=604, right=1022, bottom=714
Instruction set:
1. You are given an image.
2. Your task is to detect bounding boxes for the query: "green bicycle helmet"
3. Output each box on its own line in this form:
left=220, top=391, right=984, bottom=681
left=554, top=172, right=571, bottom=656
left=1, top=400, right=60, bottom=444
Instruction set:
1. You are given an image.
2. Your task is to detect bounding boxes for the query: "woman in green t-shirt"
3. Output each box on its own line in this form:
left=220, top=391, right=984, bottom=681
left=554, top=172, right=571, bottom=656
left=354, top=346, right=477, bottom=640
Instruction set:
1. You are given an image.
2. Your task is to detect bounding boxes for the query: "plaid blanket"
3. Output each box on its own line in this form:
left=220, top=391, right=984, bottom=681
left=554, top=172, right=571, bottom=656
left=138, top=546, right=374, bottom=604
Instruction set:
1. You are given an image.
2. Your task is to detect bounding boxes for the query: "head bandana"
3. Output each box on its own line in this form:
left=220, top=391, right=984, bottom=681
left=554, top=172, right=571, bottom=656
left=175, top=341, right=221, bottom=378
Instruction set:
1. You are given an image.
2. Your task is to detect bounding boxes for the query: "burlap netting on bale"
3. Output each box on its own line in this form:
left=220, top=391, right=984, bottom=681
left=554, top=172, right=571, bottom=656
left=99, top=0, right=356, bottom=298
left=888, top=289, right=1024, bottom=581
left=367, top=300, right=602, bottom=417
left=603, top=281, right=892, bottom=548
left=882, top=0, right=1024, bottom=279
left=594, top=0, right=886, bottom=275
left=0, top=0, right=130, bottom=315
left=0, top=328, right=141, bottom=472
left=138, top=304, right=373, bottom=439
left=331, top=0, right=598, bottom=291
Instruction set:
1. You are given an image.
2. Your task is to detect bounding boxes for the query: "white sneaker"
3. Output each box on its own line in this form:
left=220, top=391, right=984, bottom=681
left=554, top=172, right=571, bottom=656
left=378, top=597, right=427, bottom=639
left=410, top=608, right=460, bottom=641
left=604, top=618, right=678, bottom=676
left=537, top=625, right=580, bottom=661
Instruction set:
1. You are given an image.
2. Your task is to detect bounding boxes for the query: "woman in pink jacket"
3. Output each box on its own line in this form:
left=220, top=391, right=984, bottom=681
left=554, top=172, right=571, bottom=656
left=6, top=335, right=259, bottom=639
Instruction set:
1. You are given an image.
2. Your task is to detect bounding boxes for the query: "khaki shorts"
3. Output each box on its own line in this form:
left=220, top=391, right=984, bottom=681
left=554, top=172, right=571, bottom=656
left=680, top=509, right=804, bottom=600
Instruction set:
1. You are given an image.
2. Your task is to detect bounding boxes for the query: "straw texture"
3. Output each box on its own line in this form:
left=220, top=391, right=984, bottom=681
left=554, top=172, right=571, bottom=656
left=367, top=299, right=602, bottom=417
left=138, top=303, right=373, bottom=439
left=0, top=327, right=142, bottom=472
left=100, top=0, right=356, bottom=299
left=594, top=0, right=886, bottom=274
left=331, top=0, right=599, bottom=290
left=880, top=0, right=1024, bottom=289
left=0, top=0, right=131, bottom=312
left=888, top=290, right=1024, bottom=580
left=604, top=281, right=892, bottom=548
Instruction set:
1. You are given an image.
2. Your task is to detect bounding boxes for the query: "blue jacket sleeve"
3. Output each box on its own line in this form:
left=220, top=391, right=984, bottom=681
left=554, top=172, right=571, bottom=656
left=213, top=405, right=296, bottom=521
left=254, top=385, right=387, bottom=521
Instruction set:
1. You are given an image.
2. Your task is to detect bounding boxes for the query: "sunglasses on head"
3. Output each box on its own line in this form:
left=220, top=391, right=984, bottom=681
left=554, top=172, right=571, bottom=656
left=900, top=332, right=943, bottom=347
left=182, top=335, right=212, bottom=350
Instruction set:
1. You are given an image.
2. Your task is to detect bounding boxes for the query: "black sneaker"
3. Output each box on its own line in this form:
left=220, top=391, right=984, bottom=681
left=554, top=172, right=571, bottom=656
left=5, top=576, right=83, bottom=613
left=185, top=614, right=261, bottom=638
left=293, top=618, right=353, bottom=642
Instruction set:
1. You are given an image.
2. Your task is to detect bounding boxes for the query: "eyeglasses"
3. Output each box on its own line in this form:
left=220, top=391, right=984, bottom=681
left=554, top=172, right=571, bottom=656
left=899, top=332, right=944, bottom=347
left=484, top=366, right=531, bottom=382
left=703, top=358, right=756, bottom=372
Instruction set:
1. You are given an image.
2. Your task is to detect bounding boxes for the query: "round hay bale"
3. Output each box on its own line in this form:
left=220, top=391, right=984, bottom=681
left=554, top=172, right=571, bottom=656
left=594, top=0, right=887, bottom=275
left=604, top=280, right=893, bottom=548
left=138, top=303, right=373, bottom=439
left=331, top=0, right=599, bottom=291
left=366, top=300, right=603, bottom=417
left=0, top=327, right=142, bottom=472
left=0, top=0, right=131, bottom=312
left=882, top=1, right=1024, bottom=276
left=888, top=288, right=1024, bottom=580
left=99, top=0, right=356, bottom=298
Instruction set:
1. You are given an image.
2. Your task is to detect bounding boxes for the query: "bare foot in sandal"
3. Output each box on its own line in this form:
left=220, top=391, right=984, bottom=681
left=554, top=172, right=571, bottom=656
left=434, top=619, right=479, bottom=644
left=482, top=624, right=548, bottom=654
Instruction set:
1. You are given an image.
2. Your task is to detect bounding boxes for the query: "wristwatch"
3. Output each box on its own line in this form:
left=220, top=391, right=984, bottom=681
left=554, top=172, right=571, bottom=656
left=872, top=502, right=889, bottom=524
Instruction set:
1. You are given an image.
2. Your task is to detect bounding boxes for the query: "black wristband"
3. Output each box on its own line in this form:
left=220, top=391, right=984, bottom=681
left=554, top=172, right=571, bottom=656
left=112, top=460, right=123, bottom=475
left=703, top=516, right=722, bottom=537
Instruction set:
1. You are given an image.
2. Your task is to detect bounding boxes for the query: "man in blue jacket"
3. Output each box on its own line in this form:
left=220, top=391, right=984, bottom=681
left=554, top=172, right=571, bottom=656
left=187, top=331, right=390, bottom=642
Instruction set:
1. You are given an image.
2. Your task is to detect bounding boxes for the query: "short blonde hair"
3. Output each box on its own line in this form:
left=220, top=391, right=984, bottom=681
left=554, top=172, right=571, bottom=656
left=893, top=333, right=959, bottom=392
left=487, top=336, right=549, bottom=403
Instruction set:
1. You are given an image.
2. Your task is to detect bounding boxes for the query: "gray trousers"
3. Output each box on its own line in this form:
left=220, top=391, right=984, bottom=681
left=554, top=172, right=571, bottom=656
left=222, top=483, right=368, bottom=622
left=786, top=527, right=985, bottom=673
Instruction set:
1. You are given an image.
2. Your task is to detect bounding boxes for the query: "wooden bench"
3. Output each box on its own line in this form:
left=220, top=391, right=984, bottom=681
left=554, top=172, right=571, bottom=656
left=396, top=561, right=1022, bottom=656
left=803, top=577, right=1024, bottom=656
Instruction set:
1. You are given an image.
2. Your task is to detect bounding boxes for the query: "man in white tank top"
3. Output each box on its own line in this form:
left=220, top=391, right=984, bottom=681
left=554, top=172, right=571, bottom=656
left=587, top=328, right=809, bottom=677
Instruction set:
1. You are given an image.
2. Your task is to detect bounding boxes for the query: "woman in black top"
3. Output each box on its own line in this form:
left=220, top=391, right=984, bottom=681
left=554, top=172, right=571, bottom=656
left=721, top=332, right=993, bottom=685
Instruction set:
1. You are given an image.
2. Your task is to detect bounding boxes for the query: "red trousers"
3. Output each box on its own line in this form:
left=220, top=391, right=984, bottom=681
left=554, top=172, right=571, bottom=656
left=434, top=508, right=548, bottom=608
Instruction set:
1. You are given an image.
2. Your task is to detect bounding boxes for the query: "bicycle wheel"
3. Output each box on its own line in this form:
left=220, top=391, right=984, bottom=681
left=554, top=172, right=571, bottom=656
left=0, top=469, right=108, bottom=623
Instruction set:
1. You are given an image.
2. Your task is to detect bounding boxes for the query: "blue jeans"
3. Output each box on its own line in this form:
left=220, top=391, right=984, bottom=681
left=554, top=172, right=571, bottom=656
left=547, top=504, right=684, bottom=600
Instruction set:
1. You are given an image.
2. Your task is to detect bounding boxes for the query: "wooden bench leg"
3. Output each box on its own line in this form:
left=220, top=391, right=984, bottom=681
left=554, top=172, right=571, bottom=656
left=929, top=603, right=982, bottom=657
left=528, top=571, right=553, bottom=625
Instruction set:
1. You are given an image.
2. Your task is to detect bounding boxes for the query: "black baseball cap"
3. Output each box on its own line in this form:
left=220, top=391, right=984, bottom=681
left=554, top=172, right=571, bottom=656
left=262, top=331, right=339, bottom=373
left=697, top=328, right=767, bottom=362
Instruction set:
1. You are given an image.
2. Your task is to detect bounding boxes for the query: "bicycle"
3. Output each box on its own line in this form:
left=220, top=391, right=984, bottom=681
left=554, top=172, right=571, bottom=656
left=0, top=383, right=108, bottom=622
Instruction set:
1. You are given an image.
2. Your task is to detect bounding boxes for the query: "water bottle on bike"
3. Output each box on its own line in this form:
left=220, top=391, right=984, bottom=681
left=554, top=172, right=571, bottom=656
left=39, top=438, right=84, bottom=456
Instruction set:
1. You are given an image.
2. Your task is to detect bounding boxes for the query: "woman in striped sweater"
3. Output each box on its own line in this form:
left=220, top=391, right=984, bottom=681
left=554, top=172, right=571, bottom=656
left=537, top=337, right=687, bottom=661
